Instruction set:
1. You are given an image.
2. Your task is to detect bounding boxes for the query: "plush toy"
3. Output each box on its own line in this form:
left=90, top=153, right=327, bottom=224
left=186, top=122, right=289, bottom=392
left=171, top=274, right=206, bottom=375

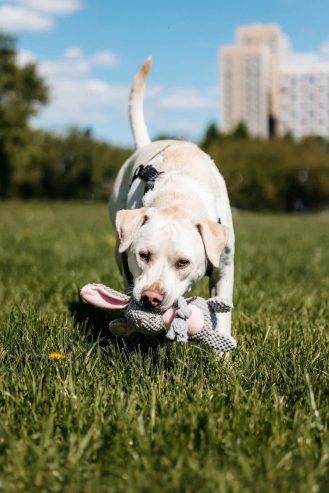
left=80, top=283, right=237, bottom=352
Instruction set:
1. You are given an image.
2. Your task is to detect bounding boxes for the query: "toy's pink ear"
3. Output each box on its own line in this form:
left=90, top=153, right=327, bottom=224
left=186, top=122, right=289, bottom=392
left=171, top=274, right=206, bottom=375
left=80, top=284, right=130, bottom=310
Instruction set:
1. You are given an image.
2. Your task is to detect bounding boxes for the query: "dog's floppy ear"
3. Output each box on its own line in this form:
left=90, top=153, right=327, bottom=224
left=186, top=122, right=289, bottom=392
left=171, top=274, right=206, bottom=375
left=116, top=208, right=149, bottom=253
left=197, top=222, right=228, bottom=268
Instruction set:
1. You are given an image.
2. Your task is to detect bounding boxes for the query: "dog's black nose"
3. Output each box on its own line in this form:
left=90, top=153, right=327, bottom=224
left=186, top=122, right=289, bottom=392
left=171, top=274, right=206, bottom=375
left=141, top=292, right=163, bottom=307
left=141, top=284, right=164, bottom=308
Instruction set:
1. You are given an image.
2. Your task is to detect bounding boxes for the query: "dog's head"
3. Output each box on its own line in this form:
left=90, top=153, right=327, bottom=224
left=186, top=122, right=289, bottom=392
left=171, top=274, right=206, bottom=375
left=115, top=207, right=228, bottom=311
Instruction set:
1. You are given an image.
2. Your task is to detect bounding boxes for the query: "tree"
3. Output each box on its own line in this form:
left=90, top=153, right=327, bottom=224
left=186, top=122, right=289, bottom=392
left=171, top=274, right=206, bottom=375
left=201, top=123, right=221, bottom=150
left=230, top=121, right=249, bottom=139
left=0, top=33, right=48, bottom=197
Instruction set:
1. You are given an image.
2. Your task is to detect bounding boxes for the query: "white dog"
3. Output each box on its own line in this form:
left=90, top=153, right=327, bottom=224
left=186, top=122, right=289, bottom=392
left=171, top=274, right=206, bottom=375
left=109, top=58, right=234, bottom=336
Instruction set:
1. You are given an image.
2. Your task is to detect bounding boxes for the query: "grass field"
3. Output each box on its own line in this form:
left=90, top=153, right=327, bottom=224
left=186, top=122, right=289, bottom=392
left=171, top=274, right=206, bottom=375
left=0, top=201, right=328, bottom=493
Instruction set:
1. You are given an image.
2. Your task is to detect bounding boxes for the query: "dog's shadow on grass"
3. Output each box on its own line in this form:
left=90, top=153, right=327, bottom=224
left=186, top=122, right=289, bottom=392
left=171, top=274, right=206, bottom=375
left=69, top=299, right=168, bottom=356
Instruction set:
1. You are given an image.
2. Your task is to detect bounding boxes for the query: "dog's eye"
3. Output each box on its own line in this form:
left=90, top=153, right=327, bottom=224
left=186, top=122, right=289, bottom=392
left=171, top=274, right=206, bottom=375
left=175, top=258, right=190, bottom=269
left=139, top=251, right=151, bottom=263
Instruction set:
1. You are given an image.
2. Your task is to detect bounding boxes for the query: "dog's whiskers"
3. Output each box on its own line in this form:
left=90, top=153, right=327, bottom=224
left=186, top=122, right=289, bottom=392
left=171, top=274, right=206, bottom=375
left=124, top=285, right=134, bottom=296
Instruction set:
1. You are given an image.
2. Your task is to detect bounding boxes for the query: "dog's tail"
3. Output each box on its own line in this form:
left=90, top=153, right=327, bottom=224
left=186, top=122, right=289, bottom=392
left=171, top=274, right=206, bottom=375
left=129, top=57, right=152, bottom=149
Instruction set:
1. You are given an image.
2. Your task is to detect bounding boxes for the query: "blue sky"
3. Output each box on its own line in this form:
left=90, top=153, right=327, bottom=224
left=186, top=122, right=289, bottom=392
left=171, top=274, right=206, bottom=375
left=1, top=0, right=329, bottom=146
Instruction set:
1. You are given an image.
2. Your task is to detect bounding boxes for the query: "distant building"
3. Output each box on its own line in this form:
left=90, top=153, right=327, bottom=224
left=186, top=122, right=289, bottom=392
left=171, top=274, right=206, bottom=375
left=220, top=23, right=329, bottom=140
left=278, top=61, right=329, bottom=139
left=221, top=45, right=271, bottom=137
left=220, top=24, right=289, bottom=137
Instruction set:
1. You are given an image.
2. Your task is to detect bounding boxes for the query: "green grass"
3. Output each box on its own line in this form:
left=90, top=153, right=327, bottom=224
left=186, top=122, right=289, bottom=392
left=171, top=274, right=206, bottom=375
left=0, top=201, right=328, bottom=493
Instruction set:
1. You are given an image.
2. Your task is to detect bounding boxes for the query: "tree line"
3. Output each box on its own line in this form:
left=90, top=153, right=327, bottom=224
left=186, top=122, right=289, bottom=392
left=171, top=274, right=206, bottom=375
left=0, top=34, right=328, bottom=210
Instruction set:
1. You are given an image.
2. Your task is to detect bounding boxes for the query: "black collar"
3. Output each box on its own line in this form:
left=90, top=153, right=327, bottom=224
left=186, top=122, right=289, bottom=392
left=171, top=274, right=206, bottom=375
left=121, top=251, right=134, bottom=287
left=205, top=260, right=213, bottom=277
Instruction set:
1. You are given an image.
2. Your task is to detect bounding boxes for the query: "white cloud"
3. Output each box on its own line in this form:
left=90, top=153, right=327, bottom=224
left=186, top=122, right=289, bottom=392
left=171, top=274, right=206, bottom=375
left=282, top=37, right=329, bottom=66
left=0, top=0, right=81, bottom=32
left=35, top=48, right=119, bottom=80
left=16, top=48, right=37, bottom=66
left=40, top=57, right=90, bottom=78
left=38, top=78, right=129, bottom=126
left=64, top=47, right=83, bottom=59
left=152, top=117, right=206, bottom=138
left=320, top=40, right=329, bottom=58
left=16, top=48, right=127, bottom=130
left=0, top=5, right=53, bottom=31
left=159, top=88, right=214, bottom=110
left=144, top=85, right=163, bottom=98
left=285, top=52, right=320, bottom=64
left=91, top=51, right=118, bottom=67
left=20, top=0, right=81, bottom=15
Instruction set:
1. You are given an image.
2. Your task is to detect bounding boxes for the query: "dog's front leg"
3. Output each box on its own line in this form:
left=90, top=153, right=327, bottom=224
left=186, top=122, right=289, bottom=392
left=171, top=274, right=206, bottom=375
left=209, top=244, right=234, bottom=337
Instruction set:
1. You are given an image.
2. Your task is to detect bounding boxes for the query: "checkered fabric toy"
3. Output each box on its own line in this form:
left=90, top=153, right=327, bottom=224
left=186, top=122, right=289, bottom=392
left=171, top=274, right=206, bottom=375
left=80, top=283, right=237, bottom=352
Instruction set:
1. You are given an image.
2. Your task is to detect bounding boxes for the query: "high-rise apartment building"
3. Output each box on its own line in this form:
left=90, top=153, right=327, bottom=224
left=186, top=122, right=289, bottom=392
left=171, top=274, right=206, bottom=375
left=220, top=24, right=289, bottom=137
left=237, top=25, right=290, bottom=125
left=221, top=24, right=329, bottom=139
left=221, top=45, right=271, bottom=137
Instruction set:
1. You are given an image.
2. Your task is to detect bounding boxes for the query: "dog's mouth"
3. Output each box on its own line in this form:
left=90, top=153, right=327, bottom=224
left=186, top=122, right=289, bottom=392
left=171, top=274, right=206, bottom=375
left=157, top=303, right=172, bottom=313
left=139, top=298, right=170, bottom=313
left=132, top=294, right=172, bottom=313
left=131, top=279, right=178, bottom=313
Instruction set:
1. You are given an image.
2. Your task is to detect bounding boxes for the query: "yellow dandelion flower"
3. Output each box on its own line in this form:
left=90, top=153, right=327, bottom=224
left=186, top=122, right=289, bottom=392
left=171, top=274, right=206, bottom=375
left=106, top=235, right=116, bottom=249
left=48, top=352, right=65, bottom=360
